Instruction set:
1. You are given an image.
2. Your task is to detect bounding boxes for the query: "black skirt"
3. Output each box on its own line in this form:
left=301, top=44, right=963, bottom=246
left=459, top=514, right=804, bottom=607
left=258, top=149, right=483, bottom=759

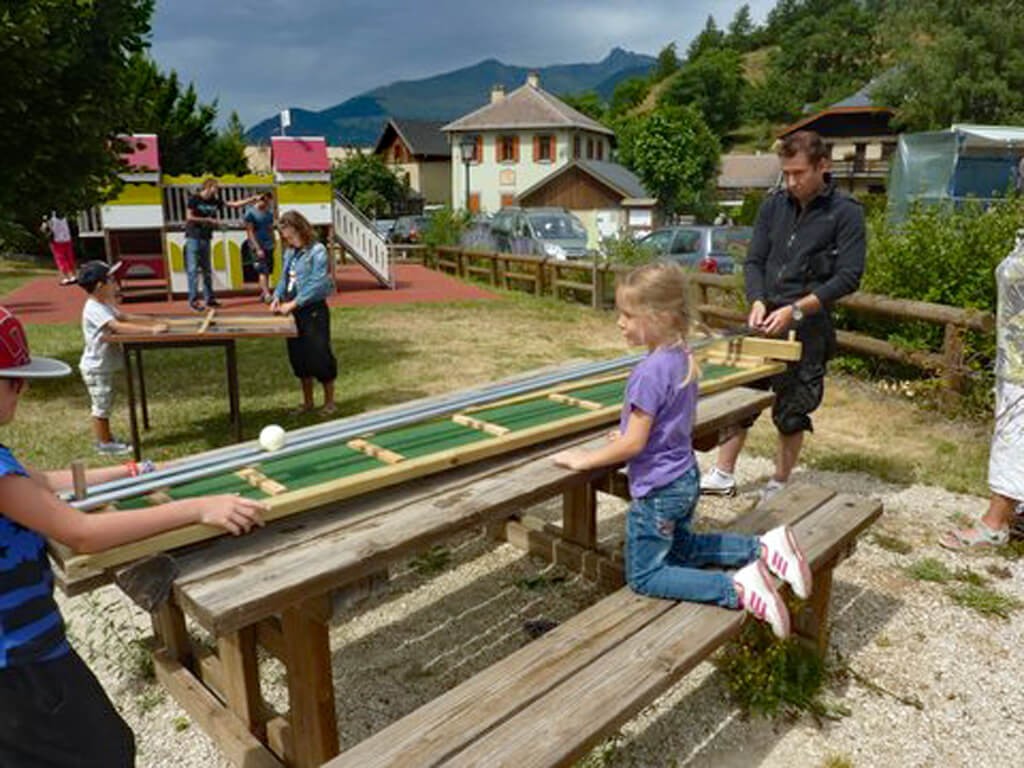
left=286, top=300, right=338, bottom=382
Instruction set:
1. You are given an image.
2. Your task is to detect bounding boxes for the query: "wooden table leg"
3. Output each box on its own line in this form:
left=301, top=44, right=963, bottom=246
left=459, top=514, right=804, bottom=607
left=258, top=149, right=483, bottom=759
left=219, top=626, right=266, bottom=739
left=562, top=481, right=597, bottom=549
left=793, top=565, right=834, bottom=655
left=225, top=340, right=242, bottom=443
left=123, top=344, right=142, bottom=461
left=281, top=598, right=338, bottom=767
left=136, top=347, right=150, bottom=430
left=151, top=601, right=192, bottom=667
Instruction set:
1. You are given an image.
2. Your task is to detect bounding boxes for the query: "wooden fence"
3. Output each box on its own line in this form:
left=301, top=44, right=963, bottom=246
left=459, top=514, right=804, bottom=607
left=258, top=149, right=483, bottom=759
left=413, top=247, right=995, bottom=400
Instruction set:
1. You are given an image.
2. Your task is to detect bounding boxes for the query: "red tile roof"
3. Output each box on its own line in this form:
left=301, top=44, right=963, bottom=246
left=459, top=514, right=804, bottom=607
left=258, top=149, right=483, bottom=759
left=120, top=134, right=160, bottom=172
left=271, top=136, right=330, bottom=172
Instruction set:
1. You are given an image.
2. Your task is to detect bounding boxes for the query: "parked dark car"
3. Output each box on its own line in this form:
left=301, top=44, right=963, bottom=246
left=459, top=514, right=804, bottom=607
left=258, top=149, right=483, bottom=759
left=636, top=225, right=753, bottom=274
left=387, top=215, right=430, bottom=244
left=489, top=207, right=590, bottom=260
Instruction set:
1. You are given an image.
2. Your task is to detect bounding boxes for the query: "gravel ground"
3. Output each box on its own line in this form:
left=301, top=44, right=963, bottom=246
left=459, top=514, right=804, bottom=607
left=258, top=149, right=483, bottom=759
left=58, top=454, right=1024, bottom=768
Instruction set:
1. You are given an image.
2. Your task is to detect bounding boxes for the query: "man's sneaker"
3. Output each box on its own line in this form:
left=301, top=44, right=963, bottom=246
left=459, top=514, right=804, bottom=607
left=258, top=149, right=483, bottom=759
left=760, top=525, right=813, bottom=599
left=733, top=560, right=790, bottom=639
left=700, top=466, right=737, bottom=496
left=95, top=439, right=132, bottom=456
left=206, top=298, right=222, bottom=308
left=189, top=301, right=205, bottom=313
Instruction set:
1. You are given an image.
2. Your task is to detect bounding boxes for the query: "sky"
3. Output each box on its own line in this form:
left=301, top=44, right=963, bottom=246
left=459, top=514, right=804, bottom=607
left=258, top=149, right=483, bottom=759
left=150, top=1, right=776, bottom=128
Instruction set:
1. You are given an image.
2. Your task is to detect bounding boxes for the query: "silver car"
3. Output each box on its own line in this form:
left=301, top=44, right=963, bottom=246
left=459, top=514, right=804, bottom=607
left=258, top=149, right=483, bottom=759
left=490, top=207, right=590, bottom=260
left=638, top=225, right=753, bottom=274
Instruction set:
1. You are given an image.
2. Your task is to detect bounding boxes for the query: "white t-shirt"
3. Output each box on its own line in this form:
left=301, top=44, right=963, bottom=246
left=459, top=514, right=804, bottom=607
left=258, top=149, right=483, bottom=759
left=79, top=298, right=123, bottom=374
left=48, top=214, right=71, bottom=243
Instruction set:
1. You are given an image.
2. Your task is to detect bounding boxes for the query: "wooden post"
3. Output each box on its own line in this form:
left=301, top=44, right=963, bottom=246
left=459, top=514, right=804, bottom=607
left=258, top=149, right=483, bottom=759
left=941, top=322, right=966, bottom=405
left=71, top=460, right=87, bottom=501
left=562, top=482, right=598, bottom=549
left=281, top=597, right=339, bottom=767
left=536, top=258, right=547, bottom=296
left=793, top=566, right=834, bottom=656
left=151, top=602, right=192, bottom=667
left=218, top=626, right=265, bottom=739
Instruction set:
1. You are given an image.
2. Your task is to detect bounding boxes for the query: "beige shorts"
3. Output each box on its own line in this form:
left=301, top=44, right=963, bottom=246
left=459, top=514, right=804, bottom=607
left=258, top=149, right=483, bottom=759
left=82, top=370, right=116, bottom=419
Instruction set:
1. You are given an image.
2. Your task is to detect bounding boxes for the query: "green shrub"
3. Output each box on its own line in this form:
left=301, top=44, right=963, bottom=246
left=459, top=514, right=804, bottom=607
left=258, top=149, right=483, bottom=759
left=422, top=207, right=471, bottom=249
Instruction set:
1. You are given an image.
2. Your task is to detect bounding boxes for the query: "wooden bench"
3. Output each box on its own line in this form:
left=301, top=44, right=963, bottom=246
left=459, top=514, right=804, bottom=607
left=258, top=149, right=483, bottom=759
left=324, top=485, right=882, bottom=768
left=138, top=387, right=775, bottom=768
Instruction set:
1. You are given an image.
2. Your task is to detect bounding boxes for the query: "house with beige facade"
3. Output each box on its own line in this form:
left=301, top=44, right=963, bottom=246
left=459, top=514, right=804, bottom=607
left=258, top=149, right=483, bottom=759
left=442, top=73, right=656, bottom=245
left=372, top=118, right=451, bottom=206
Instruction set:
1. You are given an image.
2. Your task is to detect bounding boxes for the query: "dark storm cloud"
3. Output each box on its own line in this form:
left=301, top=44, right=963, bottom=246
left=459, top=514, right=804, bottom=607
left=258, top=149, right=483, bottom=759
left=150, top=0, right=775, bottom=126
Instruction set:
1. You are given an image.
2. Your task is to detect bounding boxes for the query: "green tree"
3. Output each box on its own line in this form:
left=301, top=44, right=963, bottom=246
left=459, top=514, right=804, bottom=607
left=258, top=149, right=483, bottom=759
left=617, top=106, right=720, bottom=216
left=687, top=15, right=725, bottom=60
left=653, top=43, right=680, bottom=81
left=727, top=4, right=757, bottom=50
left=122, top=55, right=227, bottom=176
left=331, top=153, right=407, bottom=218
left=0, top=0, right=154, bottom=244
left=874, top=1, right=1024, bottom=130
left=561, top=91, right=607, bottom=122
left=204, top=112, right=250, bottom=176
left=660, top=48, right=746, bottom=137
left=609, top=76, right=651, bottom=116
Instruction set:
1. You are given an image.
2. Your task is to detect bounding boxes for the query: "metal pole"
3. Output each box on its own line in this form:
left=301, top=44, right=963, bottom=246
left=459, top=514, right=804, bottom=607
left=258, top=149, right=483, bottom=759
left=464, top=159, right=471, bottom=212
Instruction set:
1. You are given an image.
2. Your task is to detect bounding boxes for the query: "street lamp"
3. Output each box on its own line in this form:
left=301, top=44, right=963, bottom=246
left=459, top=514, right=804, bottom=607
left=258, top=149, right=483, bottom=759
left=459, top=135, right=476, bottom=212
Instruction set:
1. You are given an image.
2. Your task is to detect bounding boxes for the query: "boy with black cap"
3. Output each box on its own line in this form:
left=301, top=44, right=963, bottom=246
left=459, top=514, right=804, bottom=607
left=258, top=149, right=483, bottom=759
left=75, top=260, right=168, bottom=455
left=0, top=304, right=266, bottom=766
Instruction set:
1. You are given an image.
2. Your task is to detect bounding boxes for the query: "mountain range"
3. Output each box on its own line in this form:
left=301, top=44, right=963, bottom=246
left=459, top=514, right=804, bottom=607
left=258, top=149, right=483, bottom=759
left=246, top=47, right=654, bottom=146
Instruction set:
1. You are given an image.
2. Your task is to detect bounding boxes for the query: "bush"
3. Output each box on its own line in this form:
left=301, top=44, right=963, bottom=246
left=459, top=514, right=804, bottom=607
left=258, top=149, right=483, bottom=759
left=600, top=236, right=651, bottom=266
left=422, top=207, right=471, bottom=250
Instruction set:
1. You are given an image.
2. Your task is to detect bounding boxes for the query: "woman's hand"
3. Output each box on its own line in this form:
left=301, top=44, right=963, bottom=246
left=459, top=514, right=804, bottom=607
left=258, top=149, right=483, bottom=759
left=269, top=297, right=281, bottom=314
left=278, top=300, right=297, bottom=315
left=151, top=322, right=169, bottom=334
left=196, top=495, right=267, bottom=536
left=552, top=448, right=591, bottom=471
left=606, top=429, right=622, bottom=443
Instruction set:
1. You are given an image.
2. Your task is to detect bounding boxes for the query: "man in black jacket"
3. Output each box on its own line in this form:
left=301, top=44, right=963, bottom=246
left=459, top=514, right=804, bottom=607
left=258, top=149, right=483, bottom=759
left=701, top=131, right=866, bottom=501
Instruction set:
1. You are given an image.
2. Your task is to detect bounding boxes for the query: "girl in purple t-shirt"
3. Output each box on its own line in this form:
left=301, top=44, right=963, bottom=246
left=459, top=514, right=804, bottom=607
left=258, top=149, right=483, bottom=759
left=553, top=263, right=811, bottom=638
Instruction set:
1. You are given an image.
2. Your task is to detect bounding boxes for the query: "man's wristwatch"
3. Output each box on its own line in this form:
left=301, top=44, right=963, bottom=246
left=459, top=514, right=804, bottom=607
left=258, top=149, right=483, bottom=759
left=790, top=304, right=804, bottom=324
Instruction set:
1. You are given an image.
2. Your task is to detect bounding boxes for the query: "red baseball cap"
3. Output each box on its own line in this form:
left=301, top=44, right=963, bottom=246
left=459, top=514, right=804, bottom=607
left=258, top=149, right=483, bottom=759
left=0, top=306, right=71, bottom=378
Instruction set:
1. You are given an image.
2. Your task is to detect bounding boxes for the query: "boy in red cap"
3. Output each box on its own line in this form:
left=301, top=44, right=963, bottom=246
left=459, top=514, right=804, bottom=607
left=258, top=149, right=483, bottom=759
left=75, top=260, right=169, bottom=455
left=0, top=305, right=266, bottom=767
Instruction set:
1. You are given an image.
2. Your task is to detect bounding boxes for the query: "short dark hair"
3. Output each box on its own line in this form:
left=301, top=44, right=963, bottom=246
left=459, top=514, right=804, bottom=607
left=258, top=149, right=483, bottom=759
left=778, top=130, right=828, bottom=164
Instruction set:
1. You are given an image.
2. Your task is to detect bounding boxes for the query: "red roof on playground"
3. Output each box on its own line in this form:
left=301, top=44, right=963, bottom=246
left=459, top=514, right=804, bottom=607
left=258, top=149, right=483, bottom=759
left=271, top=136, right=330, bottom=172
left=120, top=134, right=160, bottom=172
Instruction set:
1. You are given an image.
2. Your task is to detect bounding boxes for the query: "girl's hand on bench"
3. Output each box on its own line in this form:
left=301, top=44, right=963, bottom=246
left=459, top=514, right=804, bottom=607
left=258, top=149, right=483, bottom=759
left=553, top=449, right=589, bottom=471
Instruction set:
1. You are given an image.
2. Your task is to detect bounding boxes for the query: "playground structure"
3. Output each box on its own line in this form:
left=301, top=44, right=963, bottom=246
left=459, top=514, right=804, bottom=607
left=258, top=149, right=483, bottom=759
left=76, top=134, right=393, bottom=298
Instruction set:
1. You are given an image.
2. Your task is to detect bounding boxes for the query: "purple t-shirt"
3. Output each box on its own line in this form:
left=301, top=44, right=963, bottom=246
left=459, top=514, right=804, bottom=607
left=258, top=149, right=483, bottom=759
left=619, top=345, right=697, bottom=498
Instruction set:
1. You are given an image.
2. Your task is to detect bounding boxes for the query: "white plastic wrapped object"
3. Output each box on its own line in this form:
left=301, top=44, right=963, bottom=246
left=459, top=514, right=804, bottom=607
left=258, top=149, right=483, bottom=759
left=989, top=379, right=1024, bottom=501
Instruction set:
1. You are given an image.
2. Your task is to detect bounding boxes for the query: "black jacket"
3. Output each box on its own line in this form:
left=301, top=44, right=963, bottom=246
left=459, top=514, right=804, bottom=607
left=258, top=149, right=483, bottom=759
left=744, top=180, right=865, bottom=310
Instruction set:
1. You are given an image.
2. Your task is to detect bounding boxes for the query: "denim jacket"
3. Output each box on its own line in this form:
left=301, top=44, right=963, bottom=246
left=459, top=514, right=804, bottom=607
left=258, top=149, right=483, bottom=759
left=274, top=242, right=333, bottom=307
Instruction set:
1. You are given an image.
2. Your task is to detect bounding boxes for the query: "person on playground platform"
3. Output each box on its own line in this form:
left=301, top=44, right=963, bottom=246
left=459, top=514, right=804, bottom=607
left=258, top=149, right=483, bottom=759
left=700, top=131, right=866, bottom=502
left=0, top=305, right=266, bottom=767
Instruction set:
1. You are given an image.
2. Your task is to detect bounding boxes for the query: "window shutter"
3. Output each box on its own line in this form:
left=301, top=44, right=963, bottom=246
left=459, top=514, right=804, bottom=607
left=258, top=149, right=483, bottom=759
left=548, top=136, right=556, bottom=161
left=512, top=136, right=520, bottom=163
left=534, top=136, right=542, bottom=162
left=501, top=193, right=515, bottom=208
left=469, top=193, right=481, bottom=213
left=475, top=135, right=483, bottom=165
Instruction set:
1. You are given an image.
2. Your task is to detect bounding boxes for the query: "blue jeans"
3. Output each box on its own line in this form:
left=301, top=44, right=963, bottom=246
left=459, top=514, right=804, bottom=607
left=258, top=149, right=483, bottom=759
left=184, top=238, right=215, bottom=305
left=625, top=466, right=760, bottom=607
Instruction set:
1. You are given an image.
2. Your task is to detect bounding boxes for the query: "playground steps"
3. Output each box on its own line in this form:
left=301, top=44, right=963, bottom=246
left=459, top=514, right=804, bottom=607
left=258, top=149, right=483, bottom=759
left=331, top=192, right=394, bottom=289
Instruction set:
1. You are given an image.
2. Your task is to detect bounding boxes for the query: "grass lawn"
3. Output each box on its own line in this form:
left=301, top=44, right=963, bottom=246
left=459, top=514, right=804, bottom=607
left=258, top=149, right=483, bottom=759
left=0, top=258, right=52, bottom=296
left=1, top=259, right=993, bottom=497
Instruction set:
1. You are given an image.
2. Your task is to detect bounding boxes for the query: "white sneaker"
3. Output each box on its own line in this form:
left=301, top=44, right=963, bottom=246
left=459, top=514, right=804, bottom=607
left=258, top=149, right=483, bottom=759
left=700, top=466, right=737, bottom=496
left=733, top=560, right=790, bottom=639
left=760, top=525, right=812, bottom=600
left=757, top=478, right=787, bottom=504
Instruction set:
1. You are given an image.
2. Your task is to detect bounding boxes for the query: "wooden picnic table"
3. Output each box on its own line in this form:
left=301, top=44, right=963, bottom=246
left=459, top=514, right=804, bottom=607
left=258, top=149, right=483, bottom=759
left=137, top=386, right=774, bottom=768
left=105, top=313, right=297, bottom=460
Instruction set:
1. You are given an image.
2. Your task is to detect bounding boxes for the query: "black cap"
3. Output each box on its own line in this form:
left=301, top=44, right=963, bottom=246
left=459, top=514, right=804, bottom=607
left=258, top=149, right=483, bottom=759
left=74, top=260, right=124, bottom=289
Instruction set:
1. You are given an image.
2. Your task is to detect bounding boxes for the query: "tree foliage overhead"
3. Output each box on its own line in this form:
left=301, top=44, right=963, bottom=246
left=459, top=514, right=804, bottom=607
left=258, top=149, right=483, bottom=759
left=560, top=91, right=607, bottom=123
left=617, top=105, right=720, bottom=216
left=0, top=0, right=154, bottom=242
left=660, top=47, right=746, bottom=137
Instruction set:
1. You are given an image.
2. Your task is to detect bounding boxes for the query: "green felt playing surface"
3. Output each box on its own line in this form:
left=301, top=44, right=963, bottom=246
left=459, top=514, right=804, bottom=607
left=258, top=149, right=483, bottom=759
left=111, top=362, right=749, bottom=510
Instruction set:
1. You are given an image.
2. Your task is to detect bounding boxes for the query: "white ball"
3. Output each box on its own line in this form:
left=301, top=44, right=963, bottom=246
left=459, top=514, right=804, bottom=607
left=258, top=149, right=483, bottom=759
left=259, top=424, right=286, bottom=452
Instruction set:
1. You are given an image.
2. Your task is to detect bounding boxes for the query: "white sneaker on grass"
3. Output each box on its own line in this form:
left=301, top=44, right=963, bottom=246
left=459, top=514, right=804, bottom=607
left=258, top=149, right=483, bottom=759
left=757, top=478, right=787, bottom=505
left=700, top=466, right=737, bottom=496
left=95, top=439, right=132, bottom=456
left=733, top=560, right=790, bottom=639
left=760, top=525, right=812, bottom=599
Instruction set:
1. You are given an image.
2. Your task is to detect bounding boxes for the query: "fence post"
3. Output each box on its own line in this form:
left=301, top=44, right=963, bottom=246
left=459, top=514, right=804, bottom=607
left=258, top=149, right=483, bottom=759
left=536, top=258, right=547, bottom=296
left=941, top=322, right=966, bottom=405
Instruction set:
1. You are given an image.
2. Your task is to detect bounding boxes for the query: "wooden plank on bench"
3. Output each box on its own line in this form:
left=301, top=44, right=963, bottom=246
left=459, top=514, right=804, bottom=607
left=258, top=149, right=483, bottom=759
left=440, top=494, right=881, bottom=768
left=325, top=485, right=843, bottom=768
